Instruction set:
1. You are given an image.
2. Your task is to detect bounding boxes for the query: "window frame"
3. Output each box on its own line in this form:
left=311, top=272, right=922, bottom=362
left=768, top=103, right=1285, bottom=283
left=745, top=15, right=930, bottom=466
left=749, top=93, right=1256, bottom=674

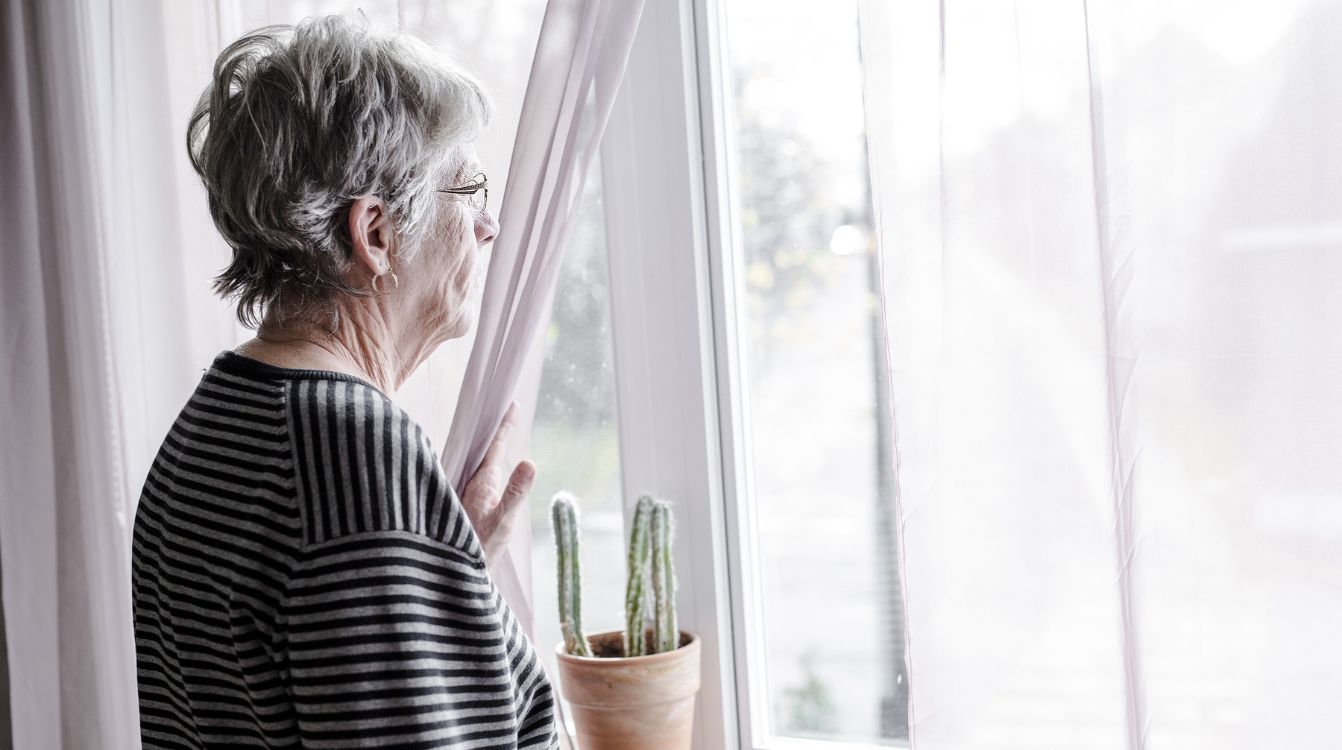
left=595, top=0, right=739, bottom=747
left=596, top=1, right=909, bottom=749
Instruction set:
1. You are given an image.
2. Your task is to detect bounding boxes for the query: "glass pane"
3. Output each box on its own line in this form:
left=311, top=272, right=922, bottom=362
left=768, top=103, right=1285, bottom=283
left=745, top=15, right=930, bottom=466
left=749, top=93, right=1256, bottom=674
left=528, top=162, right=626, bottom=720
left=722, top=0, right=909, bottom=744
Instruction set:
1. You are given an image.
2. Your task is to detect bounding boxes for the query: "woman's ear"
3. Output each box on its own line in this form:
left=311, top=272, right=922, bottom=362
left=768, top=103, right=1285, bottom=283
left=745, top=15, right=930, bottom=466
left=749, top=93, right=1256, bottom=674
left=347, top=196, right=396, bottom=276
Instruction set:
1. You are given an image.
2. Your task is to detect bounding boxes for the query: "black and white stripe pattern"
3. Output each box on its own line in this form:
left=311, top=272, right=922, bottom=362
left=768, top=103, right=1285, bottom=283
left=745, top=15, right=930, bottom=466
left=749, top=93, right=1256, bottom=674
left=133, top=351, right=557, bottom=749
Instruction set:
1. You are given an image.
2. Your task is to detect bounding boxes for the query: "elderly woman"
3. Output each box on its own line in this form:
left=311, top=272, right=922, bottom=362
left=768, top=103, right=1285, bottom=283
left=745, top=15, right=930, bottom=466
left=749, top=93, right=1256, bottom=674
left=132, top=15, right=557, bottom=749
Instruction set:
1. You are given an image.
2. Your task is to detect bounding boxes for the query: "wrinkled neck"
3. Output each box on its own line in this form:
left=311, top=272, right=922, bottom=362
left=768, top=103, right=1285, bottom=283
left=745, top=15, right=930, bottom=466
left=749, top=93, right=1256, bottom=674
left=251, top=297, right=417, bottom=394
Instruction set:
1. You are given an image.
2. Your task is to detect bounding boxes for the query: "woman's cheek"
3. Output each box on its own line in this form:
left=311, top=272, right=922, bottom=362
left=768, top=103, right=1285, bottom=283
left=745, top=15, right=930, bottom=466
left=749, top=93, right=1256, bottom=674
left=456, top=222, right=479, bottom=287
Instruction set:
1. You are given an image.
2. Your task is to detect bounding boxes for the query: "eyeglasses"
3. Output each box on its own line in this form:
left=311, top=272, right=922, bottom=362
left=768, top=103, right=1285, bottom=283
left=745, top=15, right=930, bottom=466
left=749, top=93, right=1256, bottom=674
left=437, top=172, right=488, bottom=213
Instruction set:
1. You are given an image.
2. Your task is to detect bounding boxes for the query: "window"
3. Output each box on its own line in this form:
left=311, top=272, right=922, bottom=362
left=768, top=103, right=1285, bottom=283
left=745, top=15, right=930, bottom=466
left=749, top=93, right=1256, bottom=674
left=719, top=0, right=908, bottom=744
left=585, top=0, right=910, bottom=748
left=528, top=162, right=628, bottom=725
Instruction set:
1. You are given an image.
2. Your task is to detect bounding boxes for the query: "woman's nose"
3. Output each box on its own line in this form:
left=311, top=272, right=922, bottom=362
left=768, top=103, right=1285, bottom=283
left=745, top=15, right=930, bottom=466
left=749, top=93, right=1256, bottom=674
left=476, top=210, right=499, bottom=245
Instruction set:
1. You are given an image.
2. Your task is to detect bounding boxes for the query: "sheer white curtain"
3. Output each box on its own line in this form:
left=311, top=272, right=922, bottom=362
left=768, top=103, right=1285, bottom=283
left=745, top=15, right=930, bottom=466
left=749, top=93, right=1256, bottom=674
left=861, top=1, right=1342, bottom=747
left=2, top=0, right=203, bottom=746
left=440, top=0, right=645, bottom=635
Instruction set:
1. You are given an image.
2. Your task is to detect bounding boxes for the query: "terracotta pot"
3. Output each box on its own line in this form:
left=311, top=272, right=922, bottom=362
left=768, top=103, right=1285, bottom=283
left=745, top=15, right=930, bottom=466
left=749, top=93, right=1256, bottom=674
left=554, top=629, right=701, bottom=750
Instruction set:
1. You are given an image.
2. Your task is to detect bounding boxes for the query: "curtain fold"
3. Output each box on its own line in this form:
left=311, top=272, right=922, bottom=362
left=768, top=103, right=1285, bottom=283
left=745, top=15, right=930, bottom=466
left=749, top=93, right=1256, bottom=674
left=1079, top=3, right=1146, bottom=745
left=439, top=0, right=645, bottom=637
left=0, top=0, right=186, bottom=746
left=861, top=1, right=1342, bottom=747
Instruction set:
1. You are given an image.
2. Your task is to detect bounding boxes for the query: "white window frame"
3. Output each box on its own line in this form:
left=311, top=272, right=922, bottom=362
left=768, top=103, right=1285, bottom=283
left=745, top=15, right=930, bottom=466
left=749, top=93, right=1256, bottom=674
left=596, top=0, right=739, bottom=747
left=598, top=1, right=908, bottom=749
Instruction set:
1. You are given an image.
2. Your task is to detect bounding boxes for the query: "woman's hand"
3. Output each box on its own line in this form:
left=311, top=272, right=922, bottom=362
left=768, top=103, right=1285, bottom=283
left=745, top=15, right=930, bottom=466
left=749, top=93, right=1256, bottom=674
left=461, top=401, right=536, bottom=565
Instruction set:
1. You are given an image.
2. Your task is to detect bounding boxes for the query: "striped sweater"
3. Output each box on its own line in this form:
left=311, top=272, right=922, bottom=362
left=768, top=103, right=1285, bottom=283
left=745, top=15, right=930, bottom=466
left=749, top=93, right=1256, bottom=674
left=132, top=350, right=558, bottom=749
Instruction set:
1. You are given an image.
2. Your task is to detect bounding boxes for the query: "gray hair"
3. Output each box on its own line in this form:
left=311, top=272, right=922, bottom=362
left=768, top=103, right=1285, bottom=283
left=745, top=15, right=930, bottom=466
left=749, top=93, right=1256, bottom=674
left=188, top=14, right=493, bottom=328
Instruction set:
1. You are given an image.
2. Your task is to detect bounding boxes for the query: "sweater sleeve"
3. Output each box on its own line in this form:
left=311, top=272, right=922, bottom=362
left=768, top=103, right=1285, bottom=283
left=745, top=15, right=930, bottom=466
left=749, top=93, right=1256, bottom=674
left=280, top=379, right=556, bottom=748
left=282, top=530, right=542, bottom=748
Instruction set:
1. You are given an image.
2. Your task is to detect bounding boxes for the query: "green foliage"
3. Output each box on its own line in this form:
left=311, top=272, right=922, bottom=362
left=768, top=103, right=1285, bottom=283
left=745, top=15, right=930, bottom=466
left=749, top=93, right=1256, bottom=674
left=623, top=496, right=655, bottom=657
left=551, top=492, right=682, bottom=659
left=732, top=67, right=845, bottom=370
left=551, top=493, right=591, bottom=657
left=651, top=500, right=678, bottom=653
left=776, top=653, right=839, bottom=736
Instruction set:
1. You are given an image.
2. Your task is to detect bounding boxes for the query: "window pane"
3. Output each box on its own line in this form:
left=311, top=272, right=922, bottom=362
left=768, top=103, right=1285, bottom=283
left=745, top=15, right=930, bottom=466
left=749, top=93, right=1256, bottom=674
left=528, top=162, right=626, bottom=721
left=722, top=0, right=909, bottom=744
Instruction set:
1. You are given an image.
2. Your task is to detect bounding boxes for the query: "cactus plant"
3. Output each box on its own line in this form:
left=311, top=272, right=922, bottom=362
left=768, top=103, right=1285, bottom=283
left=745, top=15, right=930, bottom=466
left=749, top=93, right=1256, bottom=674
left=624, top=496, right=656, bottom=656
left=651, top=499, right=678, bottom=653
left=550, top=492, right=681, bottom=659
left=552, top=493, right=698, bottom=749
left=551, top=492, right=592, bottom=656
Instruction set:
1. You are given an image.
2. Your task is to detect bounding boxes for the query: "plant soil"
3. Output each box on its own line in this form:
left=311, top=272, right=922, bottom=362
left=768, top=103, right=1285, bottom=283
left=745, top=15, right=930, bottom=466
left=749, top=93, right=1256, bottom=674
left=587, top=629, right=691, bottom=658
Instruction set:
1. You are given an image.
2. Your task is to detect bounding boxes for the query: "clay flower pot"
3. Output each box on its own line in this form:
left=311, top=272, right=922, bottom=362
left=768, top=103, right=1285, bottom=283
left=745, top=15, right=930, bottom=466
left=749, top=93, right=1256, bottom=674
left=554, top=629, right=702, bottom=750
